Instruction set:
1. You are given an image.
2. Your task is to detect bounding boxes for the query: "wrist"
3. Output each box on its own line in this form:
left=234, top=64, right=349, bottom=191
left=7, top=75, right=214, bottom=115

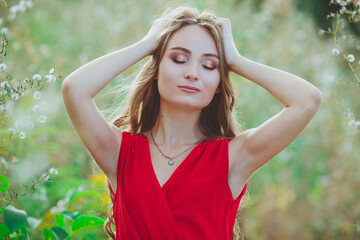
left=139, top=37, right=158, bottom=55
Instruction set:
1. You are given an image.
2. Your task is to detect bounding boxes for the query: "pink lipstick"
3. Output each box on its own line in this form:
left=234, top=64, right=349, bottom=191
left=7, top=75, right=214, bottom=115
left=178, top=85, right=200, bottom=93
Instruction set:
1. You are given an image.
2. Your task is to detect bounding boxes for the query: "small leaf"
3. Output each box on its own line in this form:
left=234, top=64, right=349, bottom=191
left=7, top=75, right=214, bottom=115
left=0, top=175, right=10, bottom=193
left=71, top=215, right=105, bottom=232
left=0, top=223, right=11, bottom=238
left=27, top=217, right=42, bottom=230
left=4, top=205, right=27, bottom=232
left=55, top=214, right=64, bottom=228
left=43, top=228, right=56, bottom=240
left=68, top=190, right=100, bottom=205
left=51, top=226, right=69, bottom=240
left=61, top=211, right=80, bottom=222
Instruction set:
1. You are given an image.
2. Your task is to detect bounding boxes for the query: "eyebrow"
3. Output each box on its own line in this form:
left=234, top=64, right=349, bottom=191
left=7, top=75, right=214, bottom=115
left=169, top=47, right=219, bottom=59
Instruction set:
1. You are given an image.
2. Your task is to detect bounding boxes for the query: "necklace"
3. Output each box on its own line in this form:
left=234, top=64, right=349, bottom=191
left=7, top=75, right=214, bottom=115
left=150, top=129, right=206, bottom=166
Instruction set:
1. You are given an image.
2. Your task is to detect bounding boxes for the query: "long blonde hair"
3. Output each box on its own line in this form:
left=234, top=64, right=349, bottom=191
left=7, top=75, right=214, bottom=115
left=104, top=6, right=245, bottom=240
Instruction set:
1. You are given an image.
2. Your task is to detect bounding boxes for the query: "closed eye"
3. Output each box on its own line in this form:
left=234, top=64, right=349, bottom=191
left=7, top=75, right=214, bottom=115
left=172, top=55, right=187, bottom=64
left=202, top=60, right=216, bottom=70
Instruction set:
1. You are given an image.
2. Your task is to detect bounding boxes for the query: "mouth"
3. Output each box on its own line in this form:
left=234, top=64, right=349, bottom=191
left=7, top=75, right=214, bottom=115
left=178, top=85, right=201, bottom=93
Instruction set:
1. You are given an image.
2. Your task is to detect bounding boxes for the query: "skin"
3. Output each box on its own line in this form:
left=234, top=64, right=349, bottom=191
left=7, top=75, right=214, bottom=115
left=142, top=24, right=224, bottom=190
left=62, top=10, right=322, bottom=200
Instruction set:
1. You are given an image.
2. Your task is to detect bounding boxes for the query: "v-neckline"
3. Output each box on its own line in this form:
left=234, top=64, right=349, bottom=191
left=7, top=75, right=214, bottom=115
left=139, top=133, right=205, bottom=190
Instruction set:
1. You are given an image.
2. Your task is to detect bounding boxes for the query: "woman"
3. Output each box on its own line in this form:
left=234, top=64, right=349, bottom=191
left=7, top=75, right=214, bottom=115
left=61, top=6, right=322, bottom=240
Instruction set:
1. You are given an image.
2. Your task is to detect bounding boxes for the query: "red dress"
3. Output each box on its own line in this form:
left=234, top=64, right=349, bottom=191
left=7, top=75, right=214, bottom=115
left=110, top=131, right=247, bottom=240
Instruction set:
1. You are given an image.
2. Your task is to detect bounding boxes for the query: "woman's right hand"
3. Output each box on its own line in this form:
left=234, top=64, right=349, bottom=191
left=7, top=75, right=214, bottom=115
left=142, top=8, right=173, bottom=53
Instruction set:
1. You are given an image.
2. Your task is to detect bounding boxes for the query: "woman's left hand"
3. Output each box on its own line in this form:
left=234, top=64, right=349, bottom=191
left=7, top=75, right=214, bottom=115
left=218, top=18, right=239, bottom=70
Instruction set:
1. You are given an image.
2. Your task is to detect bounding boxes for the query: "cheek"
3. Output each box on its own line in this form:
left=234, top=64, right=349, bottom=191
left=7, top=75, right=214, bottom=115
left=204, top=73, right=221, bottom=94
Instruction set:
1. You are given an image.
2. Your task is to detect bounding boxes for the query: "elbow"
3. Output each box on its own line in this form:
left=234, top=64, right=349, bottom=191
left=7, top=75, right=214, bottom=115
left=306, top=88, right=322, bottom=111
left=61, top=79, right=71, bottom=96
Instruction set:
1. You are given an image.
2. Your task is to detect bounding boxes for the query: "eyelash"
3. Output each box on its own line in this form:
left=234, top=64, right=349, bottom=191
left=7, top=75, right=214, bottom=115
left=172, top=56, right=216, bottom=70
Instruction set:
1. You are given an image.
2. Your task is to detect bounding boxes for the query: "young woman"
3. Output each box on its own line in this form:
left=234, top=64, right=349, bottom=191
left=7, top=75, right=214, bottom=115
left=61, top=6, right=322, bottom=240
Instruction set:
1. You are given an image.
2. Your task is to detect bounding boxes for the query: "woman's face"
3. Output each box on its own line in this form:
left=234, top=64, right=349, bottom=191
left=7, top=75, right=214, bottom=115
left=157, top=24, right=221, bottom=111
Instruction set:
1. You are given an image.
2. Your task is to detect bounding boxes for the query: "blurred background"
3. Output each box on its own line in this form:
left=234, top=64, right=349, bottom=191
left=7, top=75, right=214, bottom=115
left=0, top=0, right=359, bottom=239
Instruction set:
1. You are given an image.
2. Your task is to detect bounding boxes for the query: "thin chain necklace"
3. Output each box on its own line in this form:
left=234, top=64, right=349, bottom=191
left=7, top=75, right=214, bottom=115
left=150, top=129, right=206, bottom=166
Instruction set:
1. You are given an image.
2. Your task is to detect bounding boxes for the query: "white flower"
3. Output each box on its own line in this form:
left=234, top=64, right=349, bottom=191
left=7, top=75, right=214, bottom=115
left=15, top=120, right=22, bottom=128
left=0, top=81, right=10, bottom=88
left=49, top=68, right=55, bottom=75
left=10, top=5, right=19, bottom=14
left=32, top=74, right=41, bottom=81
left=347, top=54, right=355, bottom=63
left=39, top=115, right=47, bottom=123
left=8, top=128, right=16, bottom=135
left=26, top=1, right=33, bottom=8
left=32, top=104, right=40, bottom=112
left=44, top=74, right=56, bottom=83
left=43, top=173, right=50, bottom=182
left=0, top=63, right=7, bottom=70
left=49, top=167, right=58, bottom=175
left=348, top=119, right=356, bottom=127
left=50, top=206, right=58, bottom=215
left=25, top=121, right=34, bottom=129
left=19, top=131, right=26, bottom=139
left=57, top=200, right=66, bottom=209
left=8, top=13, right=16, bottom=22
left=11, top=94, right=19, bottom=101
left=331, top=48, right=340, bottom=55
left=0, top=27, right=8, bottom=34
left=33, top=91, right=41, bottom=99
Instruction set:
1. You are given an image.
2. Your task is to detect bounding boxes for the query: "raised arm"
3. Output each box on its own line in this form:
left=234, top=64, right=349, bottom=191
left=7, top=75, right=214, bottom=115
left=218, top=18, right=322, bottom=184
left=61, top=38, right=156, bottom=188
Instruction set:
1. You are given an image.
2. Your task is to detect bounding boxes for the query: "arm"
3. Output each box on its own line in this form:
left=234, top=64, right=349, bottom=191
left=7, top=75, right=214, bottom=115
left=62, top=39, right=156, bottom=98
left=61, top=39, right=155, bottom=186
left=218, top=18, right=322, bottom=181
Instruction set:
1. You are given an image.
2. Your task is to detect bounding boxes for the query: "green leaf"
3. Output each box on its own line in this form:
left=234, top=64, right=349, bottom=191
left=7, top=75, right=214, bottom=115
left=4, top=205, right=27, bottom=232
left=71, top=215, right=105, bottom=232
left=51, top=226, right=70, bottom=240
left=27, top=217, right=42, bottom=230
left=43, top=228, right=56, bottom=240
left=61, top=210, right=80, bottom=222
left=55, top=214, right=64, bottom=228
left=0, top=223, right=11, bottom=238
left=68, top=190, right=100, bottom=205
left=0, top=175, right=10, bottom=193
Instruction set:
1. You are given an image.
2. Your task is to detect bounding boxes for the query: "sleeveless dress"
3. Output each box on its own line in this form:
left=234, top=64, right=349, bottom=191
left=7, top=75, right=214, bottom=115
left=110, top=131, right=247, bottom=240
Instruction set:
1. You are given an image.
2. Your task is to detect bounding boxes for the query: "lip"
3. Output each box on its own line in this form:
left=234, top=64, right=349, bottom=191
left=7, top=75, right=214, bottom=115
left=178, top=85, right=201, bottom=93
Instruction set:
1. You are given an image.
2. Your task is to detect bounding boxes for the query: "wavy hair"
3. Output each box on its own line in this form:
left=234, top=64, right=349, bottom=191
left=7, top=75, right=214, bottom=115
left=104, top=6, right=245, bottom=240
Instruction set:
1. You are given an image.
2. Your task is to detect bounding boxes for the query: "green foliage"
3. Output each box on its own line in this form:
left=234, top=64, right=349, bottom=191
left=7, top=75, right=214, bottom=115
left=71, top=215, right=105, bottom=233
left=4, top=205, right=27, bottom=232
left=0, top=174, right=10, bottom=193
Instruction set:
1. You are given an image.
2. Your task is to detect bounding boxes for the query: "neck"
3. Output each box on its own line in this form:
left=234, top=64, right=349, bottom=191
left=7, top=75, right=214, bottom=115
left=150, top=103, right=204, bottom=148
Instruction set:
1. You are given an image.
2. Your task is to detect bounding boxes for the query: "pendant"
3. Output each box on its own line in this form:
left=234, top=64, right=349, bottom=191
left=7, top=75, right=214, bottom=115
left=168, top=159, right=174, bottom=165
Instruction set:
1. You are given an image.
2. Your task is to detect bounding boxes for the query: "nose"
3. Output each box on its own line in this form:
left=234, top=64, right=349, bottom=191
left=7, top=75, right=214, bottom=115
left=184, top=62, right=199, bottom=81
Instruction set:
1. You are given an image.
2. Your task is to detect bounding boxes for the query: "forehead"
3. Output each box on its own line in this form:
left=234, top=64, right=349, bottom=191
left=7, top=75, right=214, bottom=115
left=166, top=24, right=218, bottom=55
